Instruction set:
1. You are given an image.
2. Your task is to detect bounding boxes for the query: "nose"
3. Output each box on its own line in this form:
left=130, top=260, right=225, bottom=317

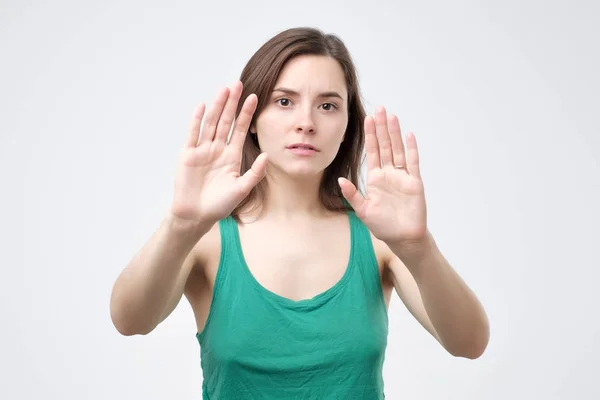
left=295, top=108, right=316, bottom=134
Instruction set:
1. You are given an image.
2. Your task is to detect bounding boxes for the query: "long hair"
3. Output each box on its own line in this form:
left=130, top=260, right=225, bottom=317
left=232, top=27, right=366, bottom=221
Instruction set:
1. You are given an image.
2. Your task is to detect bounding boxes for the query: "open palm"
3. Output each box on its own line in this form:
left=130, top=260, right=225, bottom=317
left=339, top=106, right=427, bottom=244
left=171, top=81, right=267, bottom=225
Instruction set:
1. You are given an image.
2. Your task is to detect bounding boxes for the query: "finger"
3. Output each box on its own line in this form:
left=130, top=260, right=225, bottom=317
left=214, top=81, right=243, bottom=143
left=338, top=177, right=366, bottom=215
left=185, top=103, right=206, bottom=148
left=364, top=116, right=381, bottom=171
left=236, top=152, right=268, bottom=196
left=228, top=93, right=258, bottom=148
left=406, top=132, right=421, bottom=178
left=387, top=114, right=406, bottom=169
left=198, top=87, right=230, bottom=144
left=375, top=106, right=393, bottom=167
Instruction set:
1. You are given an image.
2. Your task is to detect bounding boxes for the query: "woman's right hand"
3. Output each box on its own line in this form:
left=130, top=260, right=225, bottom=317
left=169, top=81, right=267, bottom=226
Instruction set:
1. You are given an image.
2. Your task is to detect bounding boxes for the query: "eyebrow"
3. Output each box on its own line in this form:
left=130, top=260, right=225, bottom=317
left=272, top=87, right=344, bottom=101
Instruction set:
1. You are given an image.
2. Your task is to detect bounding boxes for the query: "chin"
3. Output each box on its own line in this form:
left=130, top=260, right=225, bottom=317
left=286, top=167, right=323, bottom=179
left=269, top=163, right=323, bottom=180
left=267, top=153, right=332, bottom=179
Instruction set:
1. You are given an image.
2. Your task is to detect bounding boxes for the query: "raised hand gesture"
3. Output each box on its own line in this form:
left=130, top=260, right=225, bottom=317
left=339, top=106, right=427, bottom=246
left=170, top=81, right=267, bottom=226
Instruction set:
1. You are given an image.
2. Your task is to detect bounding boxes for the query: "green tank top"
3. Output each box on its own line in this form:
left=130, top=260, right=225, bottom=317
left=196, top=210, right=389, bottom=399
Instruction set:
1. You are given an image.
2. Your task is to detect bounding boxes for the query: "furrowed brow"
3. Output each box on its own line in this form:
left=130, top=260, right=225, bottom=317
left=272, top=87, right=344, bottom=100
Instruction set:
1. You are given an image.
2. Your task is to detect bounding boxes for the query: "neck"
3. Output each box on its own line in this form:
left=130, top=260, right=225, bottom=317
left=257, top=168, right=327, bottom=221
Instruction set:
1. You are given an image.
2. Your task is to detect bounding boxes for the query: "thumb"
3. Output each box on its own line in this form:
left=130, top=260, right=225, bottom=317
left=338, top=177, right=365, bottom=213
left=237, top=153, right=268, bottom=196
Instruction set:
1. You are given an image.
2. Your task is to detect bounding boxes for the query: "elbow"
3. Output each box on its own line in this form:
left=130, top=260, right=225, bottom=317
left=454, top=339, right=488, bottom=360
left=111, top=310, right=154, bottom=336
left=110, top=295, right=154, bottom=337
left=447, top=321, right=490, bottom=360
left=112, top=319, right=143, bottom=337
left=110, top=307, right=136, bottom=336
left=447, top=338, right=488, bottom=359
left=114, top=324, right=139, bottom=337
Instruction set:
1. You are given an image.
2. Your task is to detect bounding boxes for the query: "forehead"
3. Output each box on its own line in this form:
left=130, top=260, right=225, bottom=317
left=274, top=55, right=347, bottom=96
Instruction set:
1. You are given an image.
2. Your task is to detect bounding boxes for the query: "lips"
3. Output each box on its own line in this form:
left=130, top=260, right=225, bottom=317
left=287, top=143, right=319, bottom=151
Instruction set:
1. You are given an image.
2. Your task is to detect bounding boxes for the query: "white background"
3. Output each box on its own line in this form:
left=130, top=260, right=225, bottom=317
left=1, top=0, right=599, bottom=398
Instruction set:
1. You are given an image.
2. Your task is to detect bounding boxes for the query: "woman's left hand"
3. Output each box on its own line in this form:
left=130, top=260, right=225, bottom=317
left=339, top=106, right=428, bottom=246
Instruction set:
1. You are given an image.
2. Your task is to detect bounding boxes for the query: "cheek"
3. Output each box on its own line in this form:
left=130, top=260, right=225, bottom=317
left=323, top=117, right=348, bottom=143
left=257, top=113, right=292, bottom=136
left=255, top=118, right=287, bottom=150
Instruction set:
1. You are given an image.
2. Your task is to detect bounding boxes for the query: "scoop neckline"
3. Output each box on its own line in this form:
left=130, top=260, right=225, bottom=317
left=230, top=211, right=357, bottom=311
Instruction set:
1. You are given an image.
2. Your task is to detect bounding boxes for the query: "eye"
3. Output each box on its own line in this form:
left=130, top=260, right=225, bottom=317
left=276, top=98, right=292, bottom=107
left=321, top=103, right=338, bottom=111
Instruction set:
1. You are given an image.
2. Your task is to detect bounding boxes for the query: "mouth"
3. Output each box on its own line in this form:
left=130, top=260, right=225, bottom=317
left=286, top=143, right=319, bottom=152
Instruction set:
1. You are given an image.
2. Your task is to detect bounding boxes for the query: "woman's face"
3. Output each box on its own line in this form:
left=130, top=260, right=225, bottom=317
left=252, top=55, right=349, bottom=179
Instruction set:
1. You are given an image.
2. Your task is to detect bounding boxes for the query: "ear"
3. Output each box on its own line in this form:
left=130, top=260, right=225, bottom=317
left=249, top=122, right=257, bottom=134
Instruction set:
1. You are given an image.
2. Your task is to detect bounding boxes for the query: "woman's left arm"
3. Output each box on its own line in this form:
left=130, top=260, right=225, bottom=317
left=338, top=106, right=489, bottom=359
left=386, top=233, right=490, bottom=359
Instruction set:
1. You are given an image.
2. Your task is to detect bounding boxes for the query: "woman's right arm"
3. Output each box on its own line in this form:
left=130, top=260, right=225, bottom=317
left=109, top=80, right=267, bottom=336
left=109, top=215, right=212, bottom=336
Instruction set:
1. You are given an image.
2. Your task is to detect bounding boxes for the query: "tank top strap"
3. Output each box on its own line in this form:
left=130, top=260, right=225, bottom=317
left=196, top=215, right=240, bottom=342
left=217, top=214, right=252, bottom=277
left=212, top=215, right=240, bottom=284
left=218, top=215, right=237, bottom=256
left=346, top=211, right=387, bottom=309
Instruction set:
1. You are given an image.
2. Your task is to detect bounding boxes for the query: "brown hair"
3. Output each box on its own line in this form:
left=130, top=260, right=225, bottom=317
left=232, top=27, right=366, bottom=220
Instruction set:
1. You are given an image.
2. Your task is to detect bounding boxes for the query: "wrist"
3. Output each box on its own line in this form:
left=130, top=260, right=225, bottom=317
left=388, top=232, right=439, bottom=273
left=389, top=230, right=434, bottom=257
left=164, top=213, right=213, bottom=242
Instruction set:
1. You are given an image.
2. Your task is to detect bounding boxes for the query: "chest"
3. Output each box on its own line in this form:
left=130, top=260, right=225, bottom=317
left=237, top=220, right=351, bottom=302
left=202, top=295, right=389, bottom=376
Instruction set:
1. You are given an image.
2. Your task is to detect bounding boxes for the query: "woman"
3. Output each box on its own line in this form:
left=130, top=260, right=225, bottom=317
left=110, top=27, right=490, bottom=399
